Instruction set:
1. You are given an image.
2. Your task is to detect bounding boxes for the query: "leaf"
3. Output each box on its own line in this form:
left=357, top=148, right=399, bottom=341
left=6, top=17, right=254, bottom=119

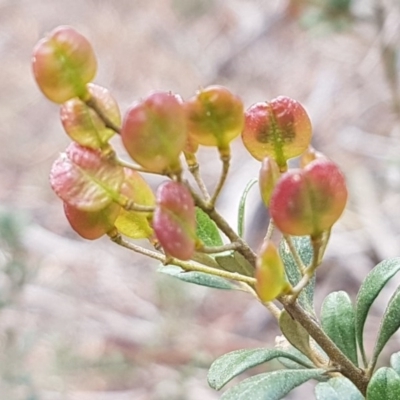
left=216, top=252, right=253, bottom=276
left=390, top=352, right=400, bottom=376
left=279, top=310, right=313, bottom=361
left=355, top=258, right=400, bottom=364
left=366, top=367, right=400, bottom=400
left=195, top=207, right=223, bottom=247
left=208, top=348, right=314, bottom=390
left=315, top=377, right=364, bottom=400
left=320, top=291, right=358, bottom=366
left=275, top=336, right=316, bottom=370
left=237, top=178, right=258, bottom=238
left=220, top=369, right=325, bottom=400
left=279, top=236, right=315, bottom=314
left=371, top=287, right=400, bottom=369
left=158, top=265, right=243, bottom=291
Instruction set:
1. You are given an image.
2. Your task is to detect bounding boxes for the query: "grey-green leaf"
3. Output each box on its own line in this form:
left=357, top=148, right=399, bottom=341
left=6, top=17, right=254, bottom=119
left=208, top=348, right=314, bottom=390
left=216, top=252, right=253, bottom=276
left=158, top=265, right=240, bottom=290
left=220, top=369, right=326, bottom=400
left=355, top=257, right=400, bottom=365
left=390, top=352, right=400, bottom=376
left=366, top=367, right=400, bottom=400
left=370, top=287, right=400, bottom=370
left=279, top=236, right=315, bottom=314
left=321, top=291, right=358, bottom=366
left=195, top=207, right=223, bottom=247
left=315, top=377, right=364, bottom=400
left=237, top=178, right=258, bottom=238
left=275, top=338, right=316, bottom=370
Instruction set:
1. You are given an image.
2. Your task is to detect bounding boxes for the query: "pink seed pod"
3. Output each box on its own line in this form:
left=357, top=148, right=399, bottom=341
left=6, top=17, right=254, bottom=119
left=256, top=240, right=290, bottom=303
left=242, top=96, right=312, bottom=168
left=64, top=201, right=120, bottom=240
left=121, top=91, right=187, bottom=173
left=60, top=84, right=120, bottom=149
left=153, top=181, right=196, bottom=260
left=259, top=157, right=281, bottom=207
left=185, top=85, right=244, bottom=154
left=32, top=25, right=97, bottom=103
left=269, top=159, right=348, bottom=237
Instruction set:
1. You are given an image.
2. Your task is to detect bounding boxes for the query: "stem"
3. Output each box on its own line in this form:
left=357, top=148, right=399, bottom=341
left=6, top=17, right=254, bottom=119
left=210, top=152, right=230, bottom=206
left=85, top=96, right=121, bottom=134
left=186, top=155, right=211, bottom=202
left=264, top=219, right=275, bottom=241
left=197, top=242, right=241, bottom=254
left=109, top=233, right=256, bottom=287
left=116, top=158, right=163, bottom=175
left=116, top=195, right=155, bottom=212
left=280, top=298, right=369, bottom=396
left=284, top=234, right=306, bottom=273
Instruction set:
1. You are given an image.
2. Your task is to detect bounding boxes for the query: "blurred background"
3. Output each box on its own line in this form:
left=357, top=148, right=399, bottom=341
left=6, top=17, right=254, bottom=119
left=1, top=0, right=400, bottom=399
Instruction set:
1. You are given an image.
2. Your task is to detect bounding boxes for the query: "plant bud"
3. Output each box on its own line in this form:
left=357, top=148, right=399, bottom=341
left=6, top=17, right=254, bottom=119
left=242, top=96, right=312, bottom=168
left=270, top=159, right=348, bottom=236
left=256, top=240, right=290, bottom=302
left=153, top=181, right=196, bottom=260
left=114, top=169, right=155, bottom=239
left=50, top=142, right=124, bottom=211
left=259, top=157, right=280, bottom=207
left=60, top=84, right=120, bottom=149
left=299, top=146, right=326, bottom=168
left=185, top=85, right=244, bottom=154
left=32, top=25, right=97, bottom=103
left=121, top=92, right=187, bottom=173
left=64, top=201, right=120, bottom=240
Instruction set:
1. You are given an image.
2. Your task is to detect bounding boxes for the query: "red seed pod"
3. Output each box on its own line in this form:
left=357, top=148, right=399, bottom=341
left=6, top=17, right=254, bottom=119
left=185, top=85, right=244, bottom=154
left=269, top=159, right=348, bottom=236
left=242, top=96, right=312, bottom=168
left=64, top=201, right=120, bottom=240
left=60, top=84, right=120, bottom=149
left=153, top=181, right=196, bottom=260
left=121, top=91, right=187, bottom=173
left=32, top=25, right=97, bottom=103
left=259, top=157, right=280, bottom=207
left=299, top=146, right=326, bottom=169
left=256, top=240, right=290, bottom=303
left=50, top=142, right=125, bottom=211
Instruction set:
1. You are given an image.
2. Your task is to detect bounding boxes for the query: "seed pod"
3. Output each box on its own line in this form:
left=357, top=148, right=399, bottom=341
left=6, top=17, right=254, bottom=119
left=256, top=240, right=290, bottom=302
left=270, top=159, right=348, bottom=236
left=242, top=96, right=312, bottom=169
left=153, top=181, right=196, bottom=260
left=60, top=84, right=120, bottom=149
left=121, top=92, right=187, bottom=173
left=185, top=85, right=244, bottom=155
left=32, top=25, right=97, bottom=103
left=64, top=201, right=120, bottom=240
left=259, top=157, right=280, bottom=207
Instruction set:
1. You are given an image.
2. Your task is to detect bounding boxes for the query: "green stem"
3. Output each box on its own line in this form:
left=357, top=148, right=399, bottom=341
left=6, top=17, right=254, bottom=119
left=116, top=158, right=163, bottom=175
left=210, top=152, right=230, bottom=206
left=284, top=235, right=306, bottom=274
left=197, top=242, right=240, bottom=254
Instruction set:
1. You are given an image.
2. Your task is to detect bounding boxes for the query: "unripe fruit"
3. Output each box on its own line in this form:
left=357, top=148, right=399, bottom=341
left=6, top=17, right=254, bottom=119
left=259, top=157, right=280, bottom=207
left=121, top=92, right=187, bottom=173
left=50, top=142, right=124, bottom=211
left=269, top=159, right=348, bottom=236
left=185, top=85, right=244, bottom=154
left=242, top=96, right=312, bottom=168
left=153, top=181, right=196, bottom=260
left=60, top=84, right=120, bottom=149
left=64, top=201, right=120, bottom=240
left=32, top=25, right=97, bottom=103
left=256, top=240, right=290, bottom=302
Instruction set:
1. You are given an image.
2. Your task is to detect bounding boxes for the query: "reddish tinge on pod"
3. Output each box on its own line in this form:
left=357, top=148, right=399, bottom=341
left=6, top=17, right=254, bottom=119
left=64, top=201, right=121, bottom=240
left=242, top=96, right=312, bottom=169
left=255, top=240, right=290, bottom=303
left=185, top=85, right=244, bottom=155
left=259, top=157, right=280, bottom=207
left=153, top=181, right=196, bottom=260
left=269, top=159, right=348, bottom=237
left=60, top=84, right=120, bottom=149
left=32, top=25, right=97, bottom=103
left=121, top=92, right=187, bottom=173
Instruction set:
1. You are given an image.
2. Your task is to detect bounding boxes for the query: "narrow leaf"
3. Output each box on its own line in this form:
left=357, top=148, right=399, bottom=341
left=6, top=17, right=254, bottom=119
left=195, top=207, right=223, bottom=247
left=366, top=367, right=400, bottom=400
left=390, top=352, right=400, bottom=376
left=315, top=377, right=364, bottom=400
left=237, top=178, right=257, bottom=238
left=275, top=337, right=316, bottom=370
left=208, top=348, right=313, bottom=390
left=158, top=265, right=240, bottom=291
left=371, top=287, right=400, bottom=369
left=279, top=236, right=315, bottom=314
left=321, top=291, right=358, bottom=366
left=220, top=369, right=325, bottom=400
left=355, top=258, right=400, bottom=364
left=216, top=252, right=253, bottom=276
